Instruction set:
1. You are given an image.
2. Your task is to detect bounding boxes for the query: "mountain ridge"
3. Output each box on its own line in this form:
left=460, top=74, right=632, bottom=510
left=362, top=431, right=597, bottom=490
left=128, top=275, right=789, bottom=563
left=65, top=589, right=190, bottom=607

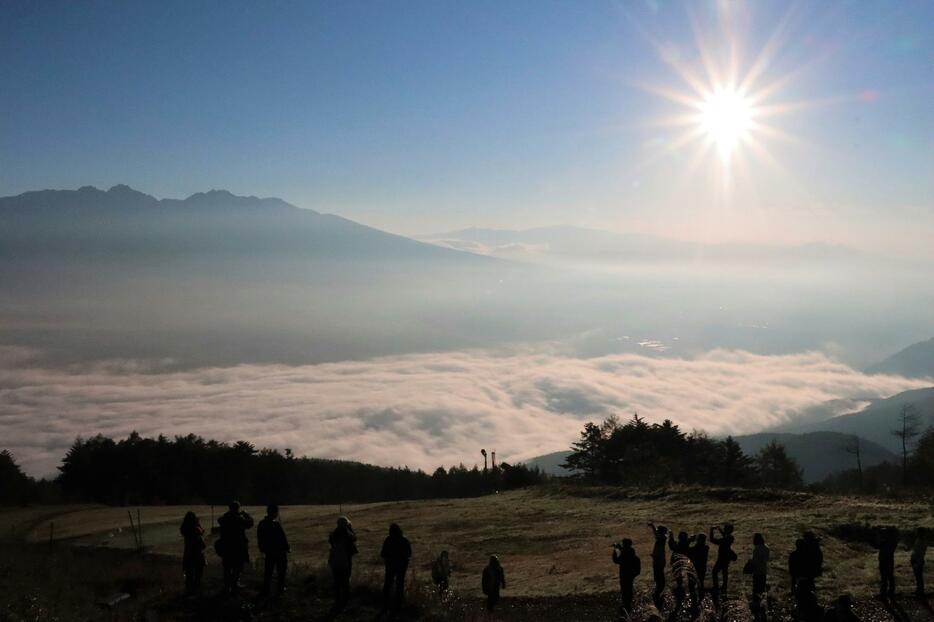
left=866, top=337, right=934, bottom=379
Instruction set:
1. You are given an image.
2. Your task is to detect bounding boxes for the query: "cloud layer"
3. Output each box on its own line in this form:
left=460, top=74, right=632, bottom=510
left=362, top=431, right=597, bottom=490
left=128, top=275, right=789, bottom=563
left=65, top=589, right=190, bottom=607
left=1, top=346, right=929, bottom=477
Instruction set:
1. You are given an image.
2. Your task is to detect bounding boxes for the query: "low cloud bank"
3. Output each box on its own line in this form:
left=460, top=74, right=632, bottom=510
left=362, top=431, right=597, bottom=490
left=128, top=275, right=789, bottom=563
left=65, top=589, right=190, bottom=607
left=1, top=346, right=928, bottom=477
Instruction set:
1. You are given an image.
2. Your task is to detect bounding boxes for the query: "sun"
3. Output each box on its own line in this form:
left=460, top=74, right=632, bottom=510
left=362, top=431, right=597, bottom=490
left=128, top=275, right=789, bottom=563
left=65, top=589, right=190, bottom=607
left=699, top=87, right=754, bottom=161
left=634, top=4, right=816, bottom=179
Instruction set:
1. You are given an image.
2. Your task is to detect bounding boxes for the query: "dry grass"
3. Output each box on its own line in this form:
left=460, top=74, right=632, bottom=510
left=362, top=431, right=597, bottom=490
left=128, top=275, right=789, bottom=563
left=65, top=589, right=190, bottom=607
left=2, top=486, right=933, bottom=620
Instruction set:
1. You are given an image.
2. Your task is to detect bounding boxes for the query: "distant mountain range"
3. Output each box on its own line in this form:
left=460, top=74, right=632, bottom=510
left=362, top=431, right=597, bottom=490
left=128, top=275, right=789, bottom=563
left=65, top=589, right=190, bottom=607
left=525, top=430, right=899, bottom=483
left=866, top=338, right=934, bottom=379
left=0, top=185, right=513, bottom=366
left=420, top=225, right=872, bottom=266
left=0, top=185, right=485, bottom=263
left=777, top=387, right=934, bottom=453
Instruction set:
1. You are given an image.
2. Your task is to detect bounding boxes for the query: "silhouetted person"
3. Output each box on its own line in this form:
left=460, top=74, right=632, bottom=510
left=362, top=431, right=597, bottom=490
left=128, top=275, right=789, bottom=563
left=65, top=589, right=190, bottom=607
left=432, top=550, right=452, bottom=595
left=380, top=523, right=412, bottom=610
left=648, top=522, right=668, bottom=604
left=823, top=594, right=860, bottom=622
left=911, top=527, right=928, bottom=598
left=875, top=526, right=898, bottom=600
left=710, top=523, right=736, bottom=599
left=688, top=533, right=709, bottom=601
left=800, top=531, right=824, bottom=598
left=789, top=538, right=807, bottom=600
left=669, top=530, right=692, bottom=594
left=257, top=504, right=290, bottom=597
left=613, top=538, right=641, bottom=614
left=482, top=555, right=506, bottom=611
left=797, top=589, right=825, bottom=622
left=217, top=501, right=254, bottom=594
left=749, top=533, right=770, bottom=597
left=180, top=511, right=206, bottom=595
left=328, top=516, right=357, bottom=609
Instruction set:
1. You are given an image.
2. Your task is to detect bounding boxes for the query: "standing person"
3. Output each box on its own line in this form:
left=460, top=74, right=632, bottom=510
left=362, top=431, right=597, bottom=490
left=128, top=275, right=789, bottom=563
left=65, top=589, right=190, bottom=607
left=747, top=532, right=770, bottom=622
left=380, top=523, right=412, bottom=611
left=648, top=523, right=669, bottom=604
left=180, top=511, right=206, bottom=595
left=688, top=533, right=709, bottom=601
left=788, top=538, right=806, bottom=600
left=876, top=526, right=899, bottom=600
left=668, top=530, right=692, bottom=594
left=748, top=533, right=770, bottom=598
left=328, top=516, right=357, bottom=610
left=257, top=504, right=290, bottom=597
left=432, top=550, right=452, bottom=595
left=482, top=555, right=506, bottom=611
left=613, top=538, right=641, bottom=614
left=710, top=523, right=736, bottom=599
left=801, top=531, right=824, bottom=598
left=216, top=501, right=254, bottom=595
left=911, top=527, right=928, bottom=598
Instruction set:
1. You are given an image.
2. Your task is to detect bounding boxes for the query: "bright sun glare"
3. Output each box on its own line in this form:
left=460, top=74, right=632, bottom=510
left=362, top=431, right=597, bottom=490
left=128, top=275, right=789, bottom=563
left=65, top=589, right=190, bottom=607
left=637, top=4, right=812, bottom=180
left=700, top=87, right=754, bottom=161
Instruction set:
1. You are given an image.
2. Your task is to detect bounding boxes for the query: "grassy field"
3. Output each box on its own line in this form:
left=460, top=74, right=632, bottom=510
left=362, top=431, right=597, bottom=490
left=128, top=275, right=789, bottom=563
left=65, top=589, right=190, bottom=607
left=2, top=485, right=933, bottom=620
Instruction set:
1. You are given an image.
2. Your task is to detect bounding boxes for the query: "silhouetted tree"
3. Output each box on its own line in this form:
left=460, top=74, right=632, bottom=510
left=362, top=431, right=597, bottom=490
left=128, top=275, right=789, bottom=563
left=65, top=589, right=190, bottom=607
left=564, top=416, right=763, bottom=488
left=913, top=427, right=934, bottom=488
left=0, top=450, right=35, bottom=505
left=54, top=433, right=544, bottom=505
left=755, top=441, right=804, bottom=489
left=844, top=435, right=863, bottom=491
left=892, top=404, right=921, bottom=486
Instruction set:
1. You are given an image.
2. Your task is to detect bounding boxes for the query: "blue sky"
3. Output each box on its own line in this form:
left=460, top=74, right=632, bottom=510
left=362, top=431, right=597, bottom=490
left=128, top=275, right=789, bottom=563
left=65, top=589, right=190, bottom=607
left=1, top=1, right=932, bottom=251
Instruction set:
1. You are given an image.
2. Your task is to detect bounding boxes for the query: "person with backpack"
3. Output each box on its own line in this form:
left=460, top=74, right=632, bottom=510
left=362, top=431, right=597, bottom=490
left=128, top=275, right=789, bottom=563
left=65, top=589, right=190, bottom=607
left=328, top=516, right=357, bottom=609
left=256, top=504, right=290, bottom=597
left=431, top=550, right=452, bottom=595
left=216, top=501, right=254, bottom=595
left=612, top=538, right=641, bottom=614
left=482, top=555, right=506, bottom=611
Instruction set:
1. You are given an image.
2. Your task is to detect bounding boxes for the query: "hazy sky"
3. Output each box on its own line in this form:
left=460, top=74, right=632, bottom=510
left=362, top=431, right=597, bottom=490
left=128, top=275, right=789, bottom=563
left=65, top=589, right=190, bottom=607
left=2, top=1, right=932, bottom=252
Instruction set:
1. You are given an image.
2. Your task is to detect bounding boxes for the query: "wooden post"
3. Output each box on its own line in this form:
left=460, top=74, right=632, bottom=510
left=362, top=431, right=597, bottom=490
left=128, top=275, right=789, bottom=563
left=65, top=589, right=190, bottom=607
left=136, top=508, right=142, bottom=550
left=127, top=510, right=139, bottom=550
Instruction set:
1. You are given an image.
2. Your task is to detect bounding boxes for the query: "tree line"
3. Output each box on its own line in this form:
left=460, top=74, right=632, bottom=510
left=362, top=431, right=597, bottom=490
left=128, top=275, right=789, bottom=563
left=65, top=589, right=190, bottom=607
left=563, top=414, right=806, bottom=489
left=0, top=433, right=545, bottom=506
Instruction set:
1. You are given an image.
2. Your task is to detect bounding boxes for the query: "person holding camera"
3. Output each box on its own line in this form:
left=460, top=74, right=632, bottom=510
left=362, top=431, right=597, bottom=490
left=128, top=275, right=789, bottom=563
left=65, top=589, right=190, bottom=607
left=648, top=523, right=669, bottom=605
left=216, top=501, right=254, bottom=595
left=709, top=523, right=736, bottom=599
left=612, top=539, right=641, bottom=614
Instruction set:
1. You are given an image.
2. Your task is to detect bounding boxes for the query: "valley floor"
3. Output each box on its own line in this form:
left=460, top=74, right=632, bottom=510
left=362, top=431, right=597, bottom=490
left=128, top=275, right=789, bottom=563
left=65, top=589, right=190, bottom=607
left=1, top=486, right=933, bottom=620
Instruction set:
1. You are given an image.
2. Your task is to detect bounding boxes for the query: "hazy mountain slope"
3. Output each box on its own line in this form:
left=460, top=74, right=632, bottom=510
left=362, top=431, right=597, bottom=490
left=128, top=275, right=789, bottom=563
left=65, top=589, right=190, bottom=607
left=421, top=225, right=867, bottom=265
left=0, top=185, right=485, bottom=262
left=732, top=431, right=897, bottom=483
left=0, top=185, right=516, bottom=367
left=866, top=338, right=934, bottom=379
left=785, top=387, right=934, bottom=453
left=527, top=431, right=897, bottom=482
left=524, top=450, right=574, bottom=477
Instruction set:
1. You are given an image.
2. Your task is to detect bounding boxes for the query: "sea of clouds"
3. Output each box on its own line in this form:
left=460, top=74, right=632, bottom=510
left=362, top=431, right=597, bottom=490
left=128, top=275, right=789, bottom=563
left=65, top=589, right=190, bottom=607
left=1, top=345, right=929, bottom=477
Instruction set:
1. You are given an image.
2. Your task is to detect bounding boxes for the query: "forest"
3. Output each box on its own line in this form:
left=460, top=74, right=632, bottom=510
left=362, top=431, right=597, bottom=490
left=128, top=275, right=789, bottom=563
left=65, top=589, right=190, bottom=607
left=562, top=413, right=934, bottom=493
left=0, top=434, right=544, bottom=506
